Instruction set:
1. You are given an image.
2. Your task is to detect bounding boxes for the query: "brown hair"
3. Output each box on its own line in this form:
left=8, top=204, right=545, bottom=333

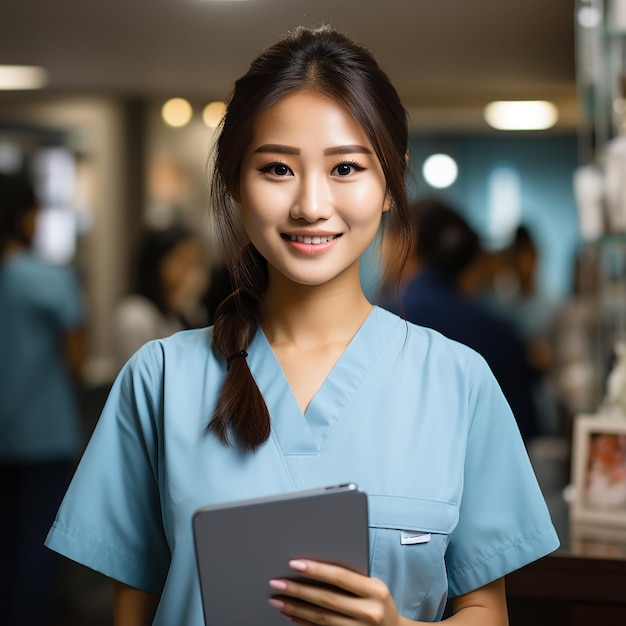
left=0, top=173, right=38, bottom=255
left=209, top=25, right=414, bottom=450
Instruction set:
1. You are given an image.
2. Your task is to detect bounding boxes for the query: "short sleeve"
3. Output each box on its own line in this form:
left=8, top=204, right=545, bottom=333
left=56, top=266, right=85, bottom=327
left=445, top=355, right=560, bottom=597
left=35, top=263, right=85, bottom=328
left=45, top=342, right=170, bottom=594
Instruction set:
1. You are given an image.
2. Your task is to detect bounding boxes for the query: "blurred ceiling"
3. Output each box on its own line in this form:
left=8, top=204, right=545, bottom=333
left=1, top=0, right=579, bottom=132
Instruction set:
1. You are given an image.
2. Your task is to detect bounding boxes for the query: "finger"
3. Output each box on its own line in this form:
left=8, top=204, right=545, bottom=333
left=271, top=594, right=352, bottom=626
left=288, top=560, right=371, bottom=597
left=269, top=577, right=375, bottom=624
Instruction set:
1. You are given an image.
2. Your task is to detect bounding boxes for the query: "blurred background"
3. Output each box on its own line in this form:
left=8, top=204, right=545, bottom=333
left=0, top=0, right=584, bottom=382
left=2, top=0, right=626, bottom=624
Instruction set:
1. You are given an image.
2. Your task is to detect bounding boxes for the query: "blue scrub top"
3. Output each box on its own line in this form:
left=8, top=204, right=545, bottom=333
left=0, top=252, right=85, bottom=461
left=46, top=307, right=559, bottom=623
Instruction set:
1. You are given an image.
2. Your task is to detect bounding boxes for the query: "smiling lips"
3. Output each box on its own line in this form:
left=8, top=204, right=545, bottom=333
left=282, top=233, right=342, bottom=255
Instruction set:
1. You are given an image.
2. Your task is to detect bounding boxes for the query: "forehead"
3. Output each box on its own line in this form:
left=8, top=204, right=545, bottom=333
left=248, top=90, right=372, bottom=148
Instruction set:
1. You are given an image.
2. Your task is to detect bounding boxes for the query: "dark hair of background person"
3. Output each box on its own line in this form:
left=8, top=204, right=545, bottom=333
left=133, top=225, right=196, bottom=317
left=208, top=25, right=414, bottom=451
left=0, top=172, right=38, bottom=254
left=412, top=195, right=480, bottom=279
left=512, top=224, right=534, bottom=251
left=509, top=224, right=539, bottom=296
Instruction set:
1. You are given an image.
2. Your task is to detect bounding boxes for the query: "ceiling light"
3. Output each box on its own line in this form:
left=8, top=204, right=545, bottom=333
left=483, top=101, right=559, bottom=131
left=162, top=98, right=193, bottom=128
left=422, top=154, right=458, bottom=189
left=202, top=101, right=226, bottom=128
left=0, top=65, right=48, bottom=90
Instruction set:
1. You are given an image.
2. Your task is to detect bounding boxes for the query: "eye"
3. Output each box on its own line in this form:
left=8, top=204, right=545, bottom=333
left=333, top=161, right=365, bottom=176
left=259, top=162, right=293, bottom=177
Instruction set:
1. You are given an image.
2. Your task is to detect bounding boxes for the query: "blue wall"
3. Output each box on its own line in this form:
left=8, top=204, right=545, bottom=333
left=408, top=134, right=581, bottom=300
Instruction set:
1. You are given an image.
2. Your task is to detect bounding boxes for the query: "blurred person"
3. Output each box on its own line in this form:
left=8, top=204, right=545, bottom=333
left=0, top=172, right=86, bottom=626
left=483, top=225, right=562, bottom=436
left=382, top=196, right=539, bottom=442
left=112, top=225, right=209, bottom=368
left=485, top=225, right=559, bottom=366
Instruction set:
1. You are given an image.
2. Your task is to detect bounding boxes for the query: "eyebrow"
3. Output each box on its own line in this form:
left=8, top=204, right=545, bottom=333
left=324, top=145, right=373, bottom=156
left=254, top=144, right=299, bottom=155
left=253, top=144, right=373, bottom=156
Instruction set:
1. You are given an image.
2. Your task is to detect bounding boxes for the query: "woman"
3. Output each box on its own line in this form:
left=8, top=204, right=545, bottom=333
left=46, top=26, right=559, bottom=625
left=112, top=225, right=209, bottom=368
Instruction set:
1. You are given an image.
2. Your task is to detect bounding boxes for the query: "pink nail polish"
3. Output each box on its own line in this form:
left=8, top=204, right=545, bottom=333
left=268, top=598, right=285, bottom=609
left=269, top=579, right=287, bottom=590
left=289, top=559, right=307, bottom=571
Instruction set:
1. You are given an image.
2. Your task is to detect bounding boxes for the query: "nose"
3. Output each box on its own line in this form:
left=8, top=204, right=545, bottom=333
left=290, top=171, right=332, bottom=222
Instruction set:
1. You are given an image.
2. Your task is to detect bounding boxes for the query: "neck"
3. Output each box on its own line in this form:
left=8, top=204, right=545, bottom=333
left=260, top=266, right=372, bottom=348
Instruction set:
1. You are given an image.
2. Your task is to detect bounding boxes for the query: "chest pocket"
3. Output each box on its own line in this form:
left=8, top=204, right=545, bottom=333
left=367, top=495, right=458, bottom=621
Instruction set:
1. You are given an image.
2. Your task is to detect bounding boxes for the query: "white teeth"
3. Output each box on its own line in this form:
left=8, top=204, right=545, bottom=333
left=288, top=235, right=337, bottom=244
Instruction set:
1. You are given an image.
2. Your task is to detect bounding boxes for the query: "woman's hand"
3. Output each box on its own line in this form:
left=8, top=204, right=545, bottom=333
left=268, top=559, right=406, bottom=625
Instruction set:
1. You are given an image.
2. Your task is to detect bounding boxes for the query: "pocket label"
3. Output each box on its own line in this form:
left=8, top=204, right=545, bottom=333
left=400, top=530, right=432, bottom=545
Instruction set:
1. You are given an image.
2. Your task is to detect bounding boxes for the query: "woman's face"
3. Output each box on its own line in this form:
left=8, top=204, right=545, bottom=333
left=160, top=238, right=208, bottom=313
left=238, top=90, right=389, bottom=289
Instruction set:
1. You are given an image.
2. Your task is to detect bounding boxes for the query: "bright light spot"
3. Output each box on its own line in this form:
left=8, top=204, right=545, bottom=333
left=484, top=101, right=559, bottom=131
left=486, top=166, right=521, bottom=249
left=162, top=98, right=193, bottom=128
left=203, top=101, right=226, bottom=128
left=33, top=147, right=76, bottom=206
left=577, top=6, right=602, bottom=28
left=422, top=154, right=458, bottom=189
left=33, top=208, right=77, bottom=265
left=0, top=65, right=48, bottom=90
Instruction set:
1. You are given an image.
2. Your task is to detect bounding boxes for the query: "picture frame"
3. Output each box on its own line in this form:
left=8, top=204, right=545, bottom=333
left=571, top=414, right=626, bottom=528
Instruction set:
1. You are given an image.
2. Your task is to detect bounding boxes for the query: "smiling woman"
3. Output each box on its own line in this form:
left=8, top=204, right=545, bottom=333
left=237, top=90, right=389, bottom=288
left=45, top=25, right=559, bottom=626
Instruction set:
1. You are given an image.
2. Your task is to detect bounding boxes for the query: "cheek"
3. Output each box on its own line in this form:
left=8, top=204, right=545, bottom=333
left=334, top=182, right=387, bottom=222
left=241, top=183, right=292, bottom=229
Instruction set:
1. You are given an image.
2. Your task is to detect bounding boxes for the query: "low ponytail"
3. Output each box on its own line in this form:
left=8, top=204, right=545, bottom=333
left=208, top=244, right=271, bottom=451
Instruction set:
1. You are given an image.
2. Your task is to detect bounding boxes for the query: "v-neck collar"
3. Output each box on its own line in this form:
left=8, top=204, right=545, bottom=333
left=247, top=307, right=381, bottom=482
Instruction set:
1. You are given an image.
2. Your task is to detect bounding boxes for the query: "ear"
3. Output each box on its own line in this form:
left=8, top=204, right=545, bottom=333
left=382, top=191, right=392, bottom=213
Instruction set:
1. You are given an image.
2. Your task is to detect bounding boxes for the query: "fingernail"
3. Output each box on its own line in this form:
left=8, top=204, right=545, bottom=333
left=269, top=579, right=287, bottom=590
left=268, top=598, right=285, bottom=609
left=289, top=559, right=307, bottom=571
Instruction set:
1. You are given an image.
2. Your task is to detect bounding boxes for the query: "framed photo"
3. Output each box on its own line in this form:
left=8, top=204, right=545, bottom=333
left=571, top=414, right=626, bottom=527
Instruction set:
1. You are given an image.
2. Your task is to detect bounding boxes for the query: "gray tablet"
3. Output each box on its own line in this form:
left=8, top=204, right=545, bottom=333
left=192, top=483, right=369, bottom=626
